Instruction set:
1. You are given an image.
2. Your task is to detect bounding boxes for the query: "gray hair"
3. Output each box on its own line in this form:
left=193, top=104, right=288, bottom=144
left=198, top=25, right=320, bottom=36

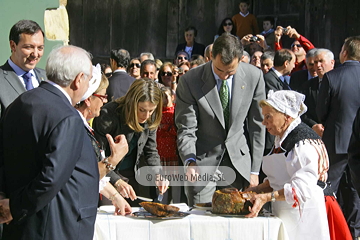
left=305, top=48, right=318, bottom=60
left=212, top=32, right=243, bottom=65
left=140, top=52, right=155, bottom=60
left=46, top=45, right=92, bottom=87
left=261, top=51, right=275, bottom=62
left=315, top=48, right=334, bottom=60
left=242, top=50, right=250, bottom=63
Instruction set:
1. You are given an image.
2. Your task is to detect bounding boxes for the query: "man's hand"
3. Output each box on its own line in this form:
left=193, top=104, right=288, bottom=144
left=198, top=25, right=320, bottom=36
left=249, top=174, right=259, bottom=188
left=155, top=176, right=170, bottom=194
left=274, top=26, right=284, bottom=43
left=286, top=27, right=301, bottom=39
left=0, top=199, right=12, bottom=224
left=115, top=179, right=137, bottom=201
left=107, top=134, right=128, bottom=167
left=185, top=162, right=200, bottom=183
left=312, top=124, right=325, bottom=137
left=241, top=34, right=253, bottom=46
left=255, top=35, right=268, bottom=50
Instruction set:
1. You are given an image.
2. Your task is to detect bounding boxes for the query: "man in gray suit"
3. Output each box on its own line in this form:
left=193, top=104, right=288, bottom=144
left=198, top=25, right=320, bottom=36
left=175, top=33, right=266, bottom=205
left=0, top=20, right=47, bottom=118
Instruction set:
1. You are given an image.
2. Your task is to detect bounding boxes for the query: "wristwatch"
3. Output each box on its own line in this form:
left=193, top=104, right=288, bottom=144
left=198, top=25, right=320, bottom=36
left=271, top=191, right=276, bottom=202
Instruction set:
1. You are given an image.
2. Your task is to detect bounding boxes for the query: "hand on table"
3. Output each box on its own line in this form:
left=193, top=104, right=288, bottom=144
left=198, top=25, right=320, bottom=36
left=112, top=193, right=132, bottom=216
left=245, top=193, right=269, bottom=218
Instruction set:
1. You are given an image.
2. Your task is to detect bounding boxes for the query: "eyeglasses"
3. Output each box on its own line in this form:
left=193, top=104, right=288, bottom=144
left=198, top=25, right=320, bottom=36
left=160, top=71, right=173, bottom=77
left=223, top=22, right=233, bottom=26
left=130, top=63, right=141, bottom=68
left=177, top=56, right=188, bottom=60
left=104, top=72, right=112, bottom=78
left=92, top=93, right=108, bottom=102
left=291, top=43, right=302, bottom=48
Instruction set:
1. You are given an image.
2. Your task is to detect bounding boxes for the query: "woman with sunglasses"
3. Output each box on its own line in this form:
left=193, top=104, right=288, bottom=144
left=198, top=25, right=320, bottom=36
left=214, top=17, right=237, bottom=41
left=93, top=78, right=169, bottom=206
left=76, top=64, right=132, bottom=215
left=158, top=62, right=178, bottom=92
left=127, top=58, right=141, bottom=79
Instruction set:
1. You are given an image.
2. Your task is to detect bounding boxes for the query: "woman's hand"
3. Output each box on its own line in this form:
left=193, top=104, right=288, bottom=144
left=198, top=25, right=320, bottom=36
left=106, top=134, right=128, bottom=167
left=245, top=193, right=270, bottom=218
left=112, top=193, right=132, bottom=216
left=115, top=179, right=137, bottom=201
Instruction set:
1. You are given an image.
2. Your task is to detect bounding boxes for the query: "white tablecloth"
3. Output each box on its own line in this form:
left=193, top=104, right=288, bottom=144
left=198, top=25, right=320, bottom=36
left=94, top=206, right=288, bottom=240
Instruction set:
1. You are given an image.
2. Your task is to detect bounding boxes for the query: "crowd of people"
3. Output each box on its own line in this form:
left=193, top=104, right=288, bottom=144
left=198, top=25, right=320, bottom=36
left=0, top=1, right=360, bottom=239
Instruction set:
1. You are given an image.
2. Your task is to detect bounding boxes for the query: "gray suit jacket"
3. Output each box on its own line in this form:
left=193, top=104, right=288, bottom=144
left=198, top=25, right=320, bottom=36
left=175, top=61, right=265, bottom=186
left=0, top=61, right=46, bottom=117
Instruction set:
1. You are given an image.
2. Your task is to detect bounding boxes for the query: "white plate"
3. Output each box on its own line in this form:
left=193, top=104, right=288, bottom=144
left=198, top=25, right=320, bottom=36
left=98, top=205, right=115, bottom=213
left=193, top=203, right=212, bottom=210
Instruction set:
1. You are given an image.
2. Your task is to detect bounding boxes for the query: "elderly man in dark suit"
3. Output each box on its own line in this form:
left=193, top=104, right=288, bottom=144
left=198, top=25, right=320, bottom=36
left=175, top=33, right=265, bottom=206
left=300, top=48, right=334, bottom=137
left=317, top=36, right=360, bottom=239
left=106, top=48, right=135, bottom=102
left=0, top=45, right=100, bottom=240
left=0, top=20, right=47, bottom=118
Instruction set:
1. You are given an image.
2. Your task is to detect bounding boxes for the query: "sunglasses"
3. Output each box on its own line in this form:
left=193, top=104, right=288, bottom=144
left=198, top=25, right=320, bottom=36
left=92, top=93, right=108, bottom=102
left=130, top=63, right=141, bottom=68
left=104, top=72, right=112, bottom=78
left=223, top=22, right=233, bottom=26
left=177, top=56, right=188, bottom=60
left=161, top=71, right=173, bottom=77
left=291, top=44, right=302, bottom=48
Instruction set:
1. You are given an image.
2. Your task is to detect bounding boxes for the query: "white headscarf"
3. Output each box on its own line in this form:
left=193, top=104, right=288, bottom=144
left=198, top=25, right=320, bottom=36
left=265, top=90, right=307, bottom=118
left=80, top=63, right=102, bottom=102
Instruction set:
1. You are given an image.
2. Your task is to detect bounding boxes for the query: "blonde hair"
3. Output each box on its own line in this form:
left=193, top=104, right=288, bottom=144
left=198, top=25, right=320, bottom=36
left=115, top=78, right=162, bottom=132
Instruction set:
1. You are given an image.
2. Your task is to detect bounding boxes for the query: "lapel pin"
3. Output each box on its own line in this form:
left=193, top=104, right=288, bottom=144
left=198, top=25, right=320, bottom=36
left=241, top=86, right=245, bottom=89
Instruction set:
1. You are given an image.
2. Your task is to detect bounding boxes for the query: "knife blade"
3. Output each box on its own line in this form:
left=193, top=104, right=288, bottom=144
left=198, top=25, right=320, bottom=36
left=137, top=196, right=153, bottom=202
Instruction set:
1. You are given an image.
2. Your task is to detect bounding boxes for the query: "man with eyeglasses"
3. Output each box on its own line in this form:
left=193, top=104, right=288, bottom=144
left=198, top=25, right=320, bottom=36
left=106, top=48, right=135, bottom=102
left=174, top=51, right=189, bottom=66
left=274, top=26, right=315, bottom=74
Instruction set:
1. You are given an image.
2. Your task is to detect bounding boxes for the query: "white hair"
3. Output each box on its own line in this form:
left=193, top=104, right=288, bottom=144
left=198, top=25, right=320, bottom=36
left=46, top=45, right=92, bottom=87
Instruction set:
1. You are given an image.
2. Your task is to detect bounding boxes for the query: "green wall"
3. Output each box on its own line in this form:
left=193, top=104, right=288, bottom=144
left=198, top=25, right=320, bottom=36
left=0, top=0, right=63, bottom=69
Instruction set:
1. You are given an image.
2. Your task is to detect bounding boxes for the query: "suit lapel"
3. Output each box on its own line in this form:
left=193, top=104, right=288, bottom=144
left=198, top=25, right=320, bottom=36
left=2, top=61, right=26, bottom=94
left=230, top=64, right=247, bottom=132
left=201, top=63, right=225, bottom=129
left=33, top=68, right=46, bottom=84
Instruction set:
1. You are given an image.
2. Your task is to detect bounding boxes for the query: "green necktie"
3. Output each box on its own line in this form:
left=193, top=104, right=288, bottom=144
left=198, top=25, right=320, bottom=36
left=220, top=80, right=229, bottom=129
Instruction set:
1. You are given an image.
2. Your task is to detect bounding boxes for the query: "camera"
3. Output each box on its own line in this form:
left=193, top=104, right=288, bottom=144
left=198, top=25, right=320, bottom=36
left=249, top=36, right=258, bottom=42
left=282, top=27, right=288, bottom=33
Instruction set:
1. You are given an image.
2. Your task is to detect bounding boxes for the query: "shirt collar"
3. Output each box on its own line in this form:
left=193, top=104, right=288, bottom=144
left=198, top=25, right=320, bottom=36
left=113, top=69, right=127, bottom=73
left=76, top=109, right=92, bottom=131
left=271, top=68, right=283, bottom=78
left=45, top=80, right=72, bottom=105
left=8, top=58, right=35, bottom=77
left=239, top=12, right=249, bottom=17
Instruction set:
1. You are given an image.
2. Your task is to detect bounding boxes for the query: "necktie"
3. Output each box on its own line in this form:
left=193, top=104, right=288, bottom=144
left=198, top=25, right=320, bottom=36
left=22, top=72, right=34, bottom=90
left=219, top=80, right=229, bottom=130
left=279, top=76, right=291, bottom=90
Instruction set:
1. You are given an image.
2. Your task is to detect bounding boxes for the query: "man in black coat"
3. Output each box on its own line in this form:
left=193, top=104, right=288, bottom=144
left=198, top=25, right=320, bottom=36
left=107, top=48, right=135, bottom=102
left=300, top=48, right=334, bottom=137
left=0, top=45, right=100, bottom=240
left=263, top=49, right=295, bottom=154
left=317, top=36, right=360, bottom=238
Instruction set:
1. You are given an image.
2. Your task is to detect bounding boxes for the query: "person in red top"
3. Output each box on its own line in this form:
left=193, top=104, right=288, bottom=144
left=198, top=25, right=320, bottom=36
left=274, top=26, right=315, bottom=74
left=156, top=87, right=182, bottom=204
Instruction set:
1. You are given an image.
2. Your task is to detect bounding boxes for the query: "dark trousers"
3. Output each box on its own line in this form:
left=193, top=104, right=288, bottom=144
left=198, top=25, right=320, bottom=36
left=328, top=153, right=360, bottom=238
